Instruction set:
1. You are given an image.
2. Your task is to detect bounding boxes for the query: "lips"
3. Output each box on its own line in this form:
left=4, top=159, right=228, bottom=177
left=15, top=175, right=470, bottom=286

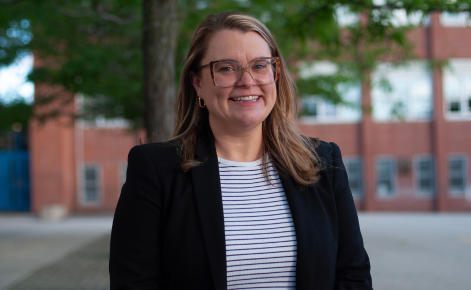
left=230, top=95, right=260, bottom=102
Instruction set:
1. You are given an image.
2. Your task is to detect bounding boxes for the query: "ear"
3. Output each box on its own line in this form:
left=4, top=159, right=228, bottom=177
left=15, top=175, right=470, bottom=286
left=190, top=71, right=203, bottom=98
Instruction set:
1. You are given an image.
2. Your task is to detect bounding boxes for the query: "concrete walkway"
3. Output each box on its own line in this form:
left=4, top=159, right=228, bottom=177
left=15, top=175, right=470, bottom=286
left=0, top=213, right=112, bottom=290
left=359, top=213, right=471, bottom=290
left=0, top=213, right=470, bottom=289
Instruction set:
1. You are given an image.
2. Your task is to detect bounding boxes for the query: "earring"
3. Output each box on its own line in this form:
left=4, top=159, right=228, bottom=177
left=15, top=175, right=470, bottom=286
left=198, top=97, right=206, bottom=108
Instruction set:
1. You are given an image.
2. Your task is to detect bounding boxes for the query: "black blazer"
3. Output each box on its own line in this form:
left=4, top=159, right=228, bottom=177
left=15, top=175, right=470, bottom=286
left=109, top=123, right=372, bottom=290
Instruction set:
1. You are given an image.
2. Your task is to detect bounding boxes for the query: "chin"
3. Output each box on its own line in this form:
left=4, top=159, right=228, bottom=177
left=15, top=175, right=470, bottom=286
left=236, top=115, right=266, bottom=128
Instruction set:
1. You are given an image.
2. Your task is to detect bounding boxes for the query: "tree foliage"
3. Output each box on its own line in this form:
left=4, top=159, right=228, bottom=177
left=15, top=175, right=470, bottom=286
left=1, top=0, right=470, bottom=131
left=0, top=97, right=32, bottom=131
left=1, top=0, right=142, bottom=125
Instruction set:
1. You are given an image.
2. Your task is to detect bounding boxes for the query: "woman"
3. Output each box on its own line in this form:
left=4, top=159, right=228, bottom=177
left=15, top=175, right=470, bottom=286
left=110, top=11, right=372, bottom=290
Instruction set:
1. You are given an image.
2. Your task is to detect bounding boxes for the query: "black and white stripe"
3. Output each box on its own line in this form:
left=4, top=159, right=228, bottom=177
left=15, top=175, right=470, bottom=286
left=219, top=156, right=297, bottom=290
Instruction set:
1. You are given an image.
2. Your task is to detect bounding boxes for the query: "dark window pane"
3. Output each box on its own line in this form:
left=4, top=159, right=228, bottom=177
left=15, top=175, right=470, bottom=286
left=86, top=189, right=98, bottom=201
left=450, top=159, right=463, bottom=171
left=448, top=157, right=466, bottom=193
left=305, top=102, right=317, bottom=117
left=377, top=159, right=394, bottom=196
left=449, top=101, right=460, bottom=112
left=85, top=168, right=96, bottom=180
left=345, top=159, right=363, bottom=197
left=420, top=179, right=431, bottom=188
left=419, top=161, right=431, bottom=172
left=450, top=177, right=464, bottom=186
left=350, top=180, right=359, bottom=188
left=347, top=163, right=360, bottom=172
left=83, top=166, right=99, bottom=203
left=416, top=158, right=434, bottom=194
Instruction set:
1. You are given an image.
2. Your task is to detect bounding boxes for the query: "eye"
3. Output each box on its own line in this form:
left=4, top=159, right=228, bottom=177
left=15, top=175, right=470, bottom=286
left=218, top=66, right=234, bottom=72
left=252, top=61, right=269, bottom=71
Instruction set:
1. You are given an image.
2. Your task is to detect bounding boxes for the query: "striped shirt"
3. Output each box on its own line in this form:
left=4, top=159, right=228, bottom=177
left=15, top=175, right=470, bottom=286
left=218, top=156, right=297, bottom=290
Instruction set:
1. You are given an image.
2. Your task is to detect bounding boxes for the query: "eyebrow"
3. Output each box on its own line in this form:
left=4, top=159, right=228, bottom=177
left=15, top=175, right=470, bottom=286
left=213, top=56, right=272, bottom=63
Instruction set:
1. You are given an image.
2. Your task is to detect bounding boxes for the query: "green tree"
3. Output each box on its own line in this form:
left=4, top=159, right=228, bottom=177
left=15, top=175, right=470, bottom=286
left=0, top=98, right=32, bottom=132
left=1, top=0, right=470, bottom=140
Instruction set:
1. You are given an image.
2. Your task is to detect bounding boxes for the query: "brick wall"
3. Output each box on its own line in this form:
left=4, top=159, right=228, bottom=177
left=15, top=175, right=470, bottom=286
left=297, top=13, right=471, bottom=212
left=29, top=83, right=76, bottom=215
left=75, top=126, right=144, bottom=212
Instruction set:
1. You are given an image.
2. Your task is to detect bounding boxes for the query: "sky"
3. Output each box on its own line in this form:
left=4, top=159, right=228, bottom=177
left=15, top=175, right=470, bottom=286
left=0, top=54, right=34, bottom=104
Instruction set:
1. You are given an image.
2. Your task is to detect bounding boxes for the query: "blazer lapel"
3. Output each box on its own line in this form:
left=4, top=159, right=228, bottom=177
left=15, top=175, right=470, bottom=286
left=279, top=173, right=316, bottom=290
left=191, top=123, right=227, bottom=290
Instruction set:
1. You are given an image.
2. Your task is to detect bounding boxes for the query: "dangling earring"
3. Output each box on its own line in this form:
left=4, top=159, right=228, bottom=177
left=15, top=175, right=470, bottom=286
left=198, top=97, right=206, bottom=108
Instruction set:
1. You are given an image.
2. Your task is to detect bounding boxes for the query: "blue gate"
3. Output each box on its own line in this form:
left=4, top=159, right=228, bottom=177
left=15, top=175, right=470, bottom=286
left=0, top=151, right=30, bottom=211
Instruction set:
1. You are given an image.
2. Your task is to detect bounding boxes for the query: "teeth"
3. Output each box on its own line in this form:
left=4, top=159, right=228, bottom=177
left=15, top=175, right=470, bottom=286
left=231, top=96, right=259, bottom=102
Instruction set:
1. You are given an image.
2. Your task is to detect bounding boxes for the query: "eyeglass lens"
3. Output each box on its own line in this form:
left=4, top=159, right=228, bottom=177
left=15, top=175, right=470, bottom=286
left=212, top=59, right=277, bottom=87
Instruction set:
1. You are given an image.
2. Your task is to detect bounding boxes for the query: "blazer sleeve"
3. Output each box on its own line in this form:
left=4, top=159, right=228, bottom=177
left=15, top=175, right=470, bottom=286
left=330, top=142, right=373, bottom=290
left=109, top=145, right=163, bottom=290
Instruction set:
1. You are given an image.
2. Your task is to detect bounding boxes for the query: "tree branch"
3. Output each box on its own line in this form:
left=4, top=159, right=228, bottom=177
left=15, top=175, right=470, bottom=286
left=55, top=5, right=94, bottom=17
left=95, top=4, right=139, bottom=25
left=54, top=0, right=137, bottom=24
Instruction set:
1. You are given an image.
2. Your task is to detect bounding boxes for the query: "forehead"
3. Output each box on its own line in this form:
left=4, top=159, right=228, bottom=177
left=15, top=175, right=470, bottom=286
left=203, top=30, right=272, bottom=64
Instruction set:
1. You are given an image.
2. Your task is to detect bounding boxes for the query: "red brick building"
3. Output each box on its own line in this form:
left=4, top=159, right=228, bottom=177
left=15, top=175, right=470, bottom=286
left=298, top=13, right=471, bottom=211
left=29, top=12, right=471, bottom=215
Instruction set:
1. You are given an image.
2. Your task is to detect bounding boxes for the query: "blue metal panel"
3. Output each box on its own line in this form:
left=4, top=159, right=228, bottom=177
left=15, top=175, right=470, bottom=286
left=0, top=151, right=30, bottom=211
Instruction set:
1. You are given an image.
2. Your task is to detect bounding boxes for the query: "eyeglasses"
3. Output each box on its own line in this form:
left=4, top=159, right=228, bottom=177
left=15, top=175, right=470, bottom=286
left=199, top=57, right=280, bottom=87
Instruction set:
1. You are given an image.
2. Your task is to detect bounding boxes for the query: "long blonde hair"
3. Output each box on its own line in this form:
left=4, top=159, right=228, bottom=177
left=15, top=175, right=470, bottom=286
left=172, top=11, right=322, bottom=185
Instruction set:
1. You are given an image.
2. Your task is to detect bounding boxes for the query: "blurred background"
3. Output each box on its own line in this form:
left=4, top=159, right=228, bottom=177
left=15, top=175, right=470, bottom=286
left=0, top=0, right=470, bottom=289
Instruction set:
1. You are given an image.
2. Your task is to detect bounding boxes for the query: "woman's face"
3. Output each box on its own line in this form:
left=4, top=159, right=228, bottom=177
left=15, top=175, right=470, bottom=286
left=191, top=30, right=277, bottom=134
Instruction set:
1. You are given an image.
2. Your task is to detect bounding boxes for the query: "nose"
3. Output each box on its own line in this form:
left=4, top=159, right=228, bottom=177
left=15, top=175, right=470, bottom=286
left=236, top=68, right=256, bottom=87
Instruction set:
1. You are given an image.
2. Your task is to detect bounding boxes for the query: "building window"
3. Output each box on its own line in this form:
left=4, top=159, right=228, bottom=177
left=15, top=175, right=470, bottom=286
left=302, top=94, right=361, bottom=123
left=440, top=12, right=471, bottom=27
left=372, top=61, right=433, bottom=122
left=82, top=164, right=101, bottom=205
left=448, top=156, right=467, bottom=195
left=298, top=61, right=362, bottom=124
left=415, top=157, right=435, bottom=196
left=336, top=2, right=428, bottom=27
left=376, top=158, right=395, bottom=197
left=344, top=158, right=363, bottom=198
left=443, top=59, right=471, bottom=120
left=118, top=162, right=127, bottom=194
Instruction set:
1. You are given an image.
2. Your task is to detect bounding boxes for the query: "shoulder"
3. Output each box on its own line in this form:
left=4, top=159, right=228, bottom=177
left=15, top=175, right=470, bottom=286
left=127, top=140, right=181, bottom=170
left=303, top=137, right=342, bottom=166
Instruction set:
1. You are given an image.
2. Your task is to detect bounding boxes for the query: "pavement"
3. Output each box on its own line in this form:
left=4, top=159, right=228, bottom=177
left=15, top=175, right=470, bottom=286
left=0, top=213, right=113, bottom=290
left=0, top=212, right=470, bottom=290
left=359, top=213, right=471, bottom=290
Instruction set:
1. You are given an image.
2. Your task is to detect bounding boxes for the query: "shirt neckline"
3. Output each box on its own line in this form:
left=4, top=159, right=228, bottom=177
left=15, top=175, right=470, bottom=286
left=217, top=155, right=267, bottom=167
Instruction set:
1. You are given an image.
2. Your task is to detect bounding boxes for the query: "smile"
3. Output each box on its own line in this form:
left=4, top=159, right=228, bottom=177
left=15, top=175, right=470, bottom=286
left=230, top=96, right=260, bottom=102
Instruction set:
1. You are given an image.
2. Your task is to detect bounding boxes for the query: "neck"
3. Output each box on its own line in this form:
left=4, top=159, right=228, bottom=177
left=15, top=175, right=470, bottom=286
left=209, top=118, right=263, bottom=162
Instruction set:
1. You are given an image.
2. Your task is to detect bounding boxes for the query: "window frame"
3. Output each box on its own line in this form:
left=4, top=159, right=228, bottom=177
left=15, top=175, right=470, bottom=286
left=343, top=157, right=363, bottom=199
left=448, top=154, right=468, bottom=197
left=299, top=91, right=362, bottom=124
left=443, top=59, right=471, bottom=121
left=80, top=163, right=103, bottom=206
left=118, top=161, right=127, bottom=195
left=371, top=61, right=433, bottom=122
left=440, top=12, right=471, bottom=27
left=297, top=61, right=362, bottom=124
left=375, top=157, right=396, bottom=198
left=413, top=155, right=435, bottom=197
